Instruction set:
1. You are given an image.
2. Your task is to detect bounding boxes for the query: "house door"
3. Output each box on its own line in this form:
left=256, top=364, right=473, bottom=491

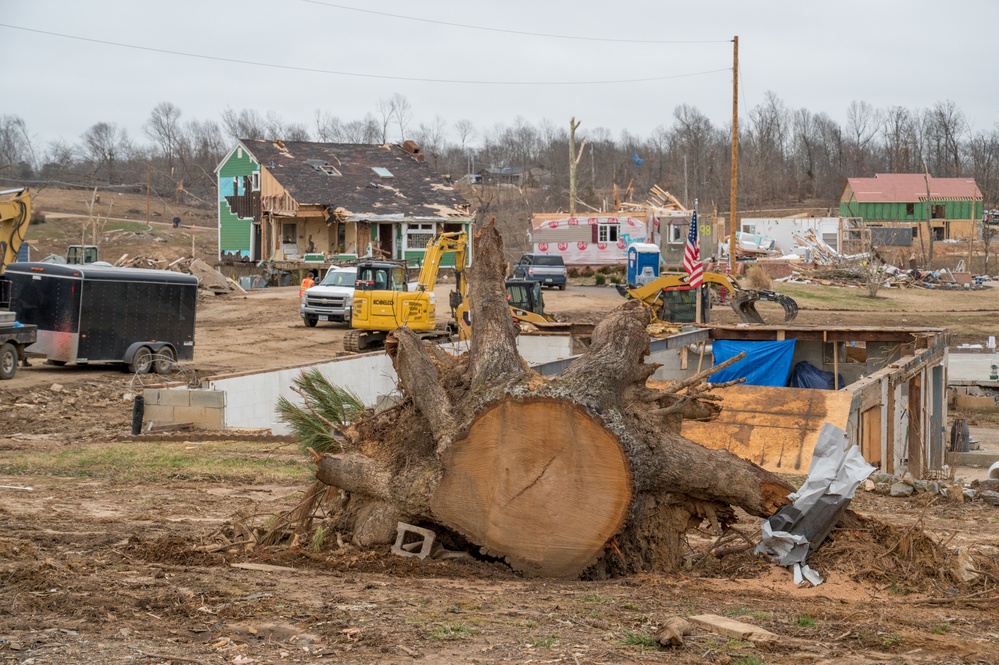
left=378, top=224, right=394, bottom=259
left=252, top=223, right=262, bottom=261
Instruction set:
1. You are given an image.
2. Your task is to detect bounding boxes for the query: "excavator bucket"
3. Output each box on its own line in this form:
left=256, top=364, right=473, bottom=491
left=731, top=289, right=798, bottom=325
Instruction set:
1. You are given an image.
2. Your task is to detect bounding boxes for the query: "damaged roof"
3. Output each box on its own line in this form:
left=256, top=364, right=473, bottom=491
left=240, top=139, right=471, bottom=220
left=844, top=174, right=983, bottom=203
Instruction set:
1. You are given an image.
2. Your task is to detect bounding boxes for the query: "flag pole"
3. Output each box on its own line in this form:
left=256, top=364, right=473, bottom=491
left=694, top=199, right=702, bottom=324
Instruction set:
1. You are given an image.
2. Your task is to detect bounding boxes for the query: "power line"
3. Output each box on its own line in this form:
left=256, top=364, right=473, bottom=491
left=0, top=23, right=730, bottom=86
left=298, top=0, right=730, bottom=45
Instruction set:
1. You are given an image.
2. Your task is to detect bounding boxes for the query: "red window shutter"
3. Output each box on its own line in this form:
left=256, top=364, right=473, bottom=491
left=591, top=224, right=598, bottom=242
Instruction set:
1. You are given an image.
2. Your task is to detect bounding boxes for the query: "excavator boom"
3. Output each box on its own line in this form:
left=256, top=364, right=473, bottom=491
left=0, top=187, right=31, bottom=277
left=619, top=270, right=798, bottom=325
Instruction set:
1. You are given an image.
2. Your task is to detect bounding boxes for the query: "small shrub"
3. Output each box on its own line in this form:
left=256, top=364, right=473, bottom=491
left=594, top=274, right=606, bottom=286
left=580, top=266, right=595, bottom=277
left=619, top=631, right=657, bottom=649
left=598, top=265, right=612, bottom=275
left=745, top=264, right=772, bottom=290
left=567, top=267, right=580, bottom=278
left=797, top=614, right=816, bottom=627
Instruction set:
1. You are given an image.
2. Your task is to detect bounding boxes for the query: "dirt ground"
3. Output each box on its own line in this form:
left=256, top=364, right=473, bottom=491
left=3, top=191, right=999, bottom=663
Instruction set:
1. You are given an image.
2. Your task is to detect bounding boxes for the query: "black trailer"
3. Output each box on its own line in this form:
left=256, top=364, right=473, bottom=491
left=5, top=262, right=198, bottom=374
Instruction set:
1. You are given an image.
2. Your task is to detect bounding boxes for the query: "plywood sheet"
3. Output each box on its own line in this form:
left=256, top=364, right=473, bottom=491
left=681, top=384, right=852, bottom=474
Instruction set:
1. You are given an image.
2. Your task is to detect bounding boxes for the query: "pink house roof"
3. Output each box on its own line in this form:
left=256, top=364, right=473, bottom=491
left=843, top=174, right=982, bottom=203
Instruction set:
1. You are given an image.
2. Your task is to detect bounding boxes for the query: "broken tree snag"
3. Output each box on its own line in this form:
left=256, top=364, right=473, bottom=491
left=310, top=216, right=793, bottom=578
left=466, top=218, right=526, bottom=394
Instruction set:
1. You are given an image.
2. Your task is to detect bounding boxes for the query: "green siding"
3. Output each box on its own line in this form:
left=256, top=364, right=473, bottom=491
left=217, top=145, right=259, bottom=257
left=840, top=199, right=983, bottom=221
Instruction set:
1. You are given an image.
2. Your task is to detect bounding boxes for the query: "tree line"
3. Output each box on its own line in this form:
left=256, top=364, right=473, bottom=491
left=2, top=92, right=997, bottom=215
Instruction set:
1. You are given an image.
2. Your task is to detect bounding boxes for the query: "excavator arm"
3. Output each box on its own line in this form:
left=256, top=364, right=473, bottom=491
left=0, top=187, right=31, bottom=277
left=619, top=270, right=798, bottom=325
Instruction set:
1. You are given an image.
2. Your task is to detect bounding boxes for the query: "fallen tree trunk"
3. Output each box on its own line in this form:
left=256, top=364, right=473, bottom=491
left=314, top=219, right=792, bottom=578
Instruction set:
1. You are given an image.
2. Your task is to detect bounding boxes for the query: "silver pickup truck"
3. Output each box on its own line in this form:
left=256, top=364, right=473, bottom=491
left=511, top=254, right=568, bottom=290
left=300, top=266, right=357, bottom=327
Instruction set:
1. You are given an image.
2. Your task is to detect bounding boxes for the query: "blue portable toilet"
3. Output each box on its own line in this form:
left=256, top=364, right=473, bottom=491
left=627, top=242, right=661, bottom=287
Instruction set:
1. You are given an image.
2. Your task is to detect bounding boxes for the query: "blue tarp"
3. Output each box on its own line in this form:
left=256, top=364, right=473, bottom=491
left=710, top=339, right=796, bottom=387
left=787, top=361, right=843, bottom=390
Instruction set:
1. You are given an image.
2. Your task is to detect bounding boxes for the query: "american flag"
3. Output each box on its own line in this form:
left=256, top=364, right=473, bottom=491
left=682, top=206, right=703, bottom=288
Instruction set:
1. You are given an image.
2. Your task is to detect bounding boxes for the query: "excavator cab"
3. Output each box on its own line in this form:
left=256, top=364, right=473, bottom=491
left=67, top=245, right=99, bottom=265
left=505, top=279, right=545, bottom=317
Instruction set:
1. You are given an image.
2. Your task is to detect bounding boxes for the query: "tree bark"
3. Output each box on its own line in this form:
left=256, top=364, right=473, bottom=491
left=314, top=218, right=793, bottom=578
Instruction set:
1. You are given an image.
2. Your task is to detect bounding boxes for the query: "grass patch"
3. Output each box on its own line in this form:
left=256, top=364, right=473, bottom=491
left=1, top=441, right=311, bottom=484
left=528, top=636, right=557, bottom=648
left=931, top=623, right=950, bottom=635
left=797, top=614, right=817, bottom=627
left=732, top=656, right=764, bottom=665
left=428, top=623, right=475, bottom=641
left=728, top=607, right=772, bottom=622
left=619, top=631, right=658, bottom=650
left=581, top=593, right=611, bottom=604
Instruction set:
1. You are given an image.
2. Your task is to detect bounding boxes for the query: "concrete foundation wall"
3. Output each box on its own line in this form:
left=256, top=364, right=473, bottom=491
left=143, top=388, right=225, bottom=429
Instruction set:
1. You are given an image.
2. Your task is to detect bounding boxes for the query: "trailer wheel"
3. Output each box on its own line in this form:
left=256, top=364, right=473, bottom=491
left=154, top=347, right=175, bottom=375
left=0, top=343, right=17, bottom=380
left=129, top=346, right=153, bottom=374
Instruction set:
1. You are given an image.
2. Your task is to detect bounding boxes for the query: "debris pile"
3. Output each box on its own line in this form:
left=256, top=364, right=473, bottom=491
left=112, top=254, right=246, bottom=295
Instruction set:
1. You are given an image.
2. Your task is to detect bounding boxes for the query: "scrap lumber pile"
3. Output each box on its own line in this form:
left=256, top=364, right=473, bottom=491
left=113, top=254, right=245, bottom=295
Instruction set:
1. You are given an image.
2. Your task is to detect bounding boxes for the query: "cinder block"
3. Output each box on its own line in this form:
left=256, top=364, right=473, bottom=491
left=142, top=389, right=160, bottom=403
left=172, top=405, right=224, bottom=429
left=155, top=389, right=191, bottom=407
left=143, top=404, right=175, bottom=424
left=189, top=390, right=225, bottom=408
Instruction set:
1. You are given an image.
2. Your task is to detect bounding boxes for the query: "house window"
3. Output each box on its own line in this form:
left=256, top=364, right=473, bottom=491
left=305, top=159, right=341, bottom=176
left=667, top=223, right=685, bottom=245
left=371, top=167, right=395, bottom=179
left=251, top=172, right=260, bottom=191
left=597, top=224, right=619, bottom=243
left=932, top=204, right=946, bottom=219
left=906, top=203, right=915, bottom=216
left=406, top=223, right=435, bottom=249
left=282, top=223, right=297, bottom=244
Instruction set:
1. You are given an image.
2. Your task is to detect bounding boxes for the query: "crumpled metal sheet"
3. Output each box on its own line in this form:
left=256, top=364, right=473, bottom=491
left=756, top=423, right=875, bottom=586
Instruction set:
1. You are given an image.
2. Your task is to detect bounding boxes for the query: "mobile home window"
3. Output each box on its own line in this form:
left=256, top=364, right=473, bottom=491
left=597, top=224, right=619, bottom=243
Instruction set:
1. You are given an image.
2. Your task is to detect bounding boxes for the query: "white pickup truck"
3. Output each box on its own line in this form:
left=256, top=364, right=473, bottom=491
left=300, top=266, right=357, bottom=327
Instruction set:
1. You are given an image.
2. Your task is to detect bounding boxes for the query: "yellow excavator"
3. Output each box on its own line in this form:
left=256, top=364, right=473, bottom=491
left=0, top=187, right=38, bottom=380
left=345, top=231, right=469, bottom=352
left=345, top=231, right=569, bottom=352
left=618, top=271, right=798, bottom=325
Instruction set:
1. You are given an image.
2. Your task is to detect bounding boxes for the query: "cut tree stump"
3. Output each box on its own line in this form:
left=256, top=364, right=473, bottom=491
left=313, top=217, right=793, bottom=578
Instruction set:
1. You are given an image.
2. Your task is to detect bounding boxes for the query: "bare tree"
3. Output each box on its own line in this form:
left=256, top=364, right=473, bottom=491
left=390, top=93, right=413, bottom=142
left=220, top=107, right=266, bottom=141
left=454, top=118, right=476, bottom=151
left=881, top=106, right=918, bottom=173
left=144, top=102, right=183, bottom=171
left=845, top=100, right=881, bottom=175
left=924, top=101, right=967, bottom=176
left=314, top=110, right=343, bottom=142
left=0, top=114, right=37, bottom=176
left=81, top=122, right=131, bottom=184
left=375, top=98, right=393, bottom=143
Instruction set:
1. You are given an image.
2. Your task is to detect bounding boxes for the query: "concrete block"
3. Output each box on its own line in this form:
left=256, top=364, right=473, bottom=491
left=143, top=404, right=175, bottom=425
left=189, top=390, right=225, bottom=408
left=172, top=405, right=224, bottom=428
left=954, top=395, right=999, bottom=412
left=155, top=389, right=191, bottom=407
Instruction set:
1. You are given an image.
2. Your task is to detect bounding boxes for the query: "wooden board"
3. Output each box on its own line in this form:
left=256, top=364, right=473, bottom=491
left=681, top=384, right=852, bottom=473
left=430, top=398, right=632, bottom=578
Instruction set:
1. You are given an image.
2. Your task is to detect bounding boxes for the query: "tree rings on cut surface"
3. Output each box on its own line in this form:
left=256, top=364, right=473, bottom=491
left=430, top=398, right=632, bottom=578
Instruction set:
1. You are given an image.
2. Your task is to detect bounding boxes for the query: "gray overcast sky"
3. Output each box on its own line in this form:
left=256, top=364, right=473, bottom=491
left=5, top=0, right=999, bottom=149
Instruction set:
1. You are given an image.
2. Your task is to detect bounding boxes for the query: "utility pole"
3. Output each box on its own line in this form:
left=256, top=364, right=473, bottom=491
left=568, top=117, right=586, bottom=216
left=923, top=163, right=934, bottom=266
left=728, top=36, right=739, bottom=273
left=146, top=162, right=151, bottom=224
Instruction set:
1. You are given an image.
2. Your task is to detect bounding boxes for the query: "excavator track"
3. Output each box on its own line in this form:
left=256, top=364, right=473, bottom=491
left=731, top=289, right=798, bottom=324
left=343, top=328, right=386, bottom=353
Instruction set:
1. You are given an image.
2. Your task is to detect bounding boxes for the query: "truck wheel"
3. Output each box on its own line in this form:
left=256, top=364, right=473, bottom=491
left=0, top=343, right=17, bottom=380
left=558, top=283, right=566, bottom=291
left=154, top=347, right=176, bottom=375
left=304, top=315, right=318, bottom=327
left=128, top=346, right=153, bottom=374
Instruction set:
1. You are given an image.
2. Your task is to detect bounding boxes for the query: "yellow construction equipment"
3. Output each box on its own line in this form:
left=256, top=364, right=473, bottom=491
left=619, top=271, right=798, bottom=325
left=345, top=231, right=468, bottom=352
left=0, top=187, right=38, bottom=380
